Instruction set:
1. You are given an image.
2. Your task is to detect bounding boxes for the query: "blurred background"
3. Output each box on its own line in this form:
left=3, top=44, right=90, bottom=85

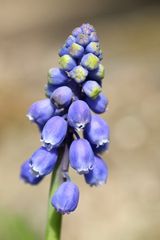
left=0, top=0, right=160, bottom=239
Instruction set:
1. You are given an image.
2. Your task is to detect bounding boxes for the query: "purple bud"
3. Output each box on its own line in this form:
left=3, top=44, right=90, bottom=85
left=29, top=147, right=58, bottom=176
left=41, top=116, right=68, bottom=150
left=65, top=35, right=76, bottom=47
left=85, top=93, right=108, bottom=113
left=51, top=86, right=73, bottom=108
left=88, top=64, right=105, bottom=81
left=48, top=68, right=68, bottom=85
left=86, top=42, right=101, bottom=56
left=52, top=181, right=79, bottom=214
left=69, top=65, right=88, bottom=83
left=80, top=53, right=99, bottom=71
left=27, top=99, right=55, bottom=126
left=89, top=32, right=99, bottom=42
left=20, top=160, right=43, bottom=185
left=84, top=115, right=110, bottom=147
left=72, top=27, right=83, bottom=37
left=58, top=45, right=69, bottom=57
left=68, top=43, right=84, bottom=59
left=59, top=54, right=76, bottom=71
left=82, top=80, right=101, bottom=99
left=69, top=139, right=94, bottom=174
left=81, top=23, right=95, bottom=34
left=84, top=155, right=108, bottom=186
left=68, top=100, right=91, bottom=130
left=76, top=33, right=90, bottom=46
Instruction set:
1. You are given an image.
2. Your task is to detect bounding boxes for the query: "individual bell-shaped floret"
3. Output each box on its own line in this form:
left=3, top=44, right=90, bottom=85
left=52, top=181, right=79, bottom=214
left=51, top=86, right=73, bottom=108
left=86, top=42, right=101, bottom=56
left=67, top=100, right=91, bottom=130
left=69, top=65, right=88, bottom=83
left=84, top=115, right=110, bottom=147
left=20, top=160, right=43, bottom=185
left=41, top=116, right=68, bottom=150
left=88, top=64, right=105, bottom=81
left=68, top=43, right=84, bottom=59
left=27, top=99, right=55, bottom=127
left=29, top=147, right=58, bottom=177
left=59, top=54, right=76, bottom=71
left=69, top=138, right=94, bottom=174
left=89, top=32, right=99, bottom=42
left=80, top=53, right=99, bottom=71
left=84, top=155, right=108, bottom=186
left=82, top=80, right=101, bottom=99
left=48, top=68, right=68, bottom=85
left=85, top=93, right=108, bottom=113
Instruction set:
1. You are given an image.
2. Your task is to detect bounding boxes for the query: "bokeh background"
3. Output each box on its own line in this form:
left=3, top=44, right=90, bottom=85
left=0, top=0, right=160, bottom=239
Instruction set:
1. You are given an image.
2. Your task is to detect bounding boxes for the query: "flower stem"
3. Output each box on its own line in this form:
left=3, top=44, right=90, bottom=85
left=45, top=149, right=64, bottom=240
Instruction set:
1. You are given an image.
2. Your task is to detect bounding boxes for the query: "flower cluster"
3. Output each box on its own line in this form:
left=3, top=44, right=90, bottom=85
left=20, top=23, right=110, bottom=214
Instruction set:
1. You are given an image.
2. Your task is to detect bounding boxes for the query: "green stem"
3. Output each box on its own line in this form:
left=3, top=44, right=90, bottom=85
left=45, top=149, right=64, bottom=240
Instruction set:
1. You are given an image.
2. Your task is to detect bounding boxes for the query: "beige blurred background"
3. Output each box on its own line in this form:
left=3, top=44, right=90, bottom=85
left=0, top=0, right=160, bottom=239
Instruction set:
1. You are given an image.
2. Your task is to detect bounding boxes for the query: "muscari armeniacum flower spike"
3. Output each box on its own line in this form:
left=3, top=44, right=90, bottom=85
left=20, top=160, right=43, bottom=185
left=84, top=155, right=109, bottom=186
left=41, top=116, right=68, bottom=150
left=51, top=86, right=73, bottom=108
left=29, top=147, right=58, bottom=177
left=69, top=139, right=94, bottom=174
left=51, top=181, right=79, bottom=214
left=82, top=80, right=101, bottom=99
left=67, top=100, right=91, bottom=130
left=21, top=23, right=110, bottom=220
left=27, top=99, right=55, bottom=127
left=84, top=114, right=110, bottom=147
left=85, top=93, right=108, bottom=114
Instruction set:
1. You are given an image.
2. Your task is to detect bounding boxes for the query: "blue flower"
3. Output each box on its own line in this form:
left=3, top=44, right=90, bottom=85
left=27, top=99, right=55, bottom=127
left=84, top=155, right=108, bottom=186
left=59, top=54, right=76, bottom=71
left=69, top=65, right=88, bottom=83
left=85, top=93, right=108, bottom=113
left=29, top=147, right=58, bottom=176
left=68, top=43, right=84, bottom=59
left=48, top=67, right=69, bottom=85
left=51, top=181, right=79, bottom=214
left=51, top=86, right=73, bottom=108
left=68, top=100, right=91, bottom=130
left=41, top=116, right=68, bottom=150
left=20, top=160, right=43, bottom=185
left=69, top=139, right=94, bottom=174
left=80, top=53, right=99, bottom=70
left=82, top=80, right=101, bottom=99
left=84, top=115, right=110, bottom=147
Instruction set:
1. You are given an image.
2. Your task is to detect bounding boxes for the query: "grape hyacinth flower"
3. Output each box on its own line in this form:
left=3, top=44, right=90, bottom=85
left=20, top=23, right=110, bottom=240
